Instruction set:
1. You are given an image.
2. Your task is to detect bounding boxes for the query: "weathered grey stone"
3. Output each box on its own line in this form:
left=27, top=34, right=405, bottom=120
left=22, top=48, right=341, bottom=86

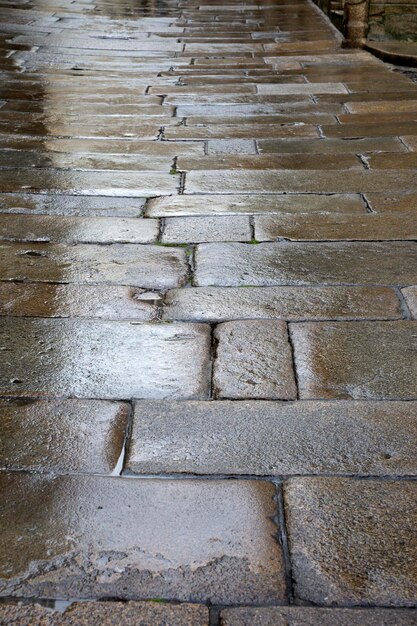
left=163, top=286, right=401, bottom=322
left=0, top=283, right=160, bottom=320
left=0, top=399, right=128, bottom=474
left=402, top=286, right=417, bottom=318
left=290, top=321, right=417, bottom=400
left=257, top=83, right=348, bottom=94
left=207, top=139, right=257, bottom=154
left=0, top=215, right=159, bottom=244
left=184, top=170, right=417, bottom=194
left=284, top=477, right=417, bottom=606
left=0, top=601, right=209, bottom=626
left=0, top=243, right=187, bottom=289
left=126, top=400, right=417, bottom=476
left=0, top=194, right=146, bottom=217
left=221, top=607, right=417, bottom=625
left=194, top=242, right=417, bottom=287
left=257, top=137, right=407, bottom=154
left=146, top=194, right=365, bottom=217
left=0, top=319, right=211, bottom=400
left=0, top=474, right=285, bottom=604
left=166, top=124, right=319, bottom=140
left=213, top=321, right=297, bottom=400
left=254, top=212, right=417, bottom=241
left=162, top=216, right=251, bottom=243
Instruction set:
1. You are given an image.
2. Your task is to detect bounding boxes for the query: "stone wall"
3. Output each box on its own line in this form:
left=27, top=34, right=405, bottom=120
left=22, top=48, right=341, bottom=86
left=368, top=0, right=417, bottom=40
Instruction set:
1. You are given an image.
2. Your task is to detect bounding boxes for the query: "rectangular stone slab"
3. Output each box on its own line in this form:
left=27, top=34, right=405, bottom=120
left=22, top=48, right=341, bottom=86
left=221, top=607, right=417, bottom=625
left=0, top=474, right=285, bottom=604
left=0, top=242, right=187, bottom=289
left=0, top=283, right=160, bottom=320
left=0, top=319, right=211, bottom=399
left=162, top=216, right=251, bottom=243
left=0, top=215, right=159, bottom=244
left=0, top=194, right=146, bottom=217
left=0, top=398, right=129, bottom=474
left=194, top=242, right=417, bottom=287
left=0, top=602, right=209, bottom=626
left=290, top=321, right=417, bottom=400
left=213, top=320, right=297, bottom=400
left=254, top=212, right=417, bottom=241
left=284, top=477, right=417, bottom=606
left=146, top=194, right=366, bottom=217
left=184, top=170, right=417, bottom=194
left=163, top=286, right=401, bottom=322
left=257, top=137, right=406, bottom=154
left=126, top=400, right=417, bottom=476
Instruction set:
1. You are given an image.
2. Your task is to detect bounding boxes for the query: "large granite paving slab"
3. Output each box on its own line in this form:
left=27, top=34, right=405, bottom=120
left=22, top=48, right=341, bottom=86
left=0, top=399, right=128, bottom=474
left=0, top=283, right=160, bottom=320
left=221, top=607, right=417, bottom=625
left=0, top=601, right=209, bottom=626
left=213, top=320, right=297, bottom=400
left=162, top=216, right=251, bottom=243
left=402, top=286, right=417, bottom=318
left=0, top=194, right=146, bottom=217
left=284, top=477, right=417, bottom=606
left=0, top=319, right=210, bottom=399
left=0, top=242, right=187, bottom=289
left=146, top=194, right=365, bottom=216
left=126, top=400, right=417, bottom=476
left=290, top=321, right=417, bottom=400
left=194, top=242, right=417, bottom=287
left=254, top=212, right=417, bottom=241
left=163, top=286, right=401, bottom=322
left=0, top=215, right=159, bottom=244
left=0, top=474, right=285, bottom=604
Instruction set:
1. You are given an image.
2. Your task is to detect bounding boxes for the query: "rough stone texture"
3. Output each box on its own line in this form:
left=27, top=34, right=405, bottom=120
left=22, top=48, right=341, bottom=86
left=162, top=216, right=251, bottom=243
left=0, top=283, right=160, bottom=320
left=0, top=242, right=188, bottom=289
left=220, top=607, right=417, bottom=625
left=0, top=601, right=209, bottom=626
left=0, top=319, right=211, bottom=400
left=126, top=400, right=417, bottom=476
left=146, top=194, right=366, bottom=217
left=0, top=399, right=128, bottom=474
left=0, top=474, right=285, bottom=604
left=290, top=321, right=417, bottom=400
left=254, top=212, right=417, bottom=241
left=163, top=286, right=401, bottom=322
left=213, top=320, right=297, bottom=400
left=0, top=215, right=159, bottom=244
left=0, top=194, right=147, bottom=217
left=194, top=242, right=417, bottom=287
left=257, top=137, right=407, bottom=154
left=284, top=478, right=417, bottom=606
left=402, top=286, right=417, bottom=318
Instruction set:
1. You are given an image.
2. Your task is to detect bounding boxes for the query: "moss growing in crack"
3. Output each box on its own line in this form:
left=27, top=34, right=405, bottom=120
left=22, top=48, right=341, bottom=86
left=169, top=168, right=178, bottom=175
left=248, top=238, right=260, bottom=244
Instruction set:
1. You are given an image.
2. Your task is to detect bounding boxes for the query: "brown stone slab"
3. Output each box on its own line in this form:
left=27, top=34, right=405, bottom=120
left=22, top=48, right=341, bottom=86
left=221, top=606, right=417, bottom=624
left=365, top=192, right=417, bottom=213
left=402, top=286, right=417, bottom=318
left=165, top=124, right=319, bottom=139
left=149, top=84, right=257, bottom=95
left=177, top=154, right=361, bottom=170
left=213, top=320, right=297, bottom=400
left=339, top=112, right=417, bottom=125
left=162, top=216, right=251, bottom=243
left=284, top=477, right=417, bottom=606
left=0, top=398, right=129, bottom=474
left=0, top=215, right=159, bottom=244
left=290, top=321, right=417, bottom=400
left=401, top=136, right=417, bottom=151
left=184, top=169, right=417, bottom=194
left=0, top=474, right=285, bottom=604
left=322, top=122, right=417, bottom=137
left=257, top=136, right=406, bottom=154
left=0, top=242, right=187, bottom=289
left=185, top=114, right=337, bottom=126
left=176, top=103, right=345, bottom=116
left=194, top=242, right=417, bottom=287
left=163, top=286, right=401, bottom=322
left=331, top=100, right=417, bottom=114
left=127, top=400, right=417, bottom=476
left=366, top=153, right=417, bottom=169
left=0, top=170, right=179, bottom=196
left=0, top=601, right=209, bottom=626
left=0, top=283, right=160, bottom=320
left=254, top=212, right=417, bottom=241
left=0, top=319, right=210, bottom=400
left=146, top=194, right=366, bottom=217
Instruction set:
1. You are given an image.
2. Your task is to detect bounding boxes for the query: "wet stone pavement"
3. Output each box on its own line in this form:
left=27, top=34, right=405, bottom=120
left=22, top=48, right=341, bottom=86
left=0, top=0, right=416, bottom=624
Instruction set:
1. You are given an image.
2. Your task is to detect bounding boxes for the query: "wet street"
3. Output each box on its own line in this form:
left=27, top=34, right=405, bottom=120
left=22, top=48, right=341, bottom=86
left=0, top=0, right=417, bottom=622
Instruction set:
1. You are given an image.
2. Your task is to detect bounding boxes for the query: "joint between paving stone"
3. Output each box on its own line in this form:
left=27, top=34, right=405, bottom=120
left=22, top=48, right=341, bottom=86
left=286, top=323, right=300, bottom=401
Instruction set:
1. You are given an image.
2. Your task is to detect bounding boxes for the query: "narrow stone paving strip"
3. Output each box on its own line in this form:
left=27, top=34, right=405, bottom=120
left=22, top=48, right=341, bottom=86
left=0, top=0, right=417, bottom=619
